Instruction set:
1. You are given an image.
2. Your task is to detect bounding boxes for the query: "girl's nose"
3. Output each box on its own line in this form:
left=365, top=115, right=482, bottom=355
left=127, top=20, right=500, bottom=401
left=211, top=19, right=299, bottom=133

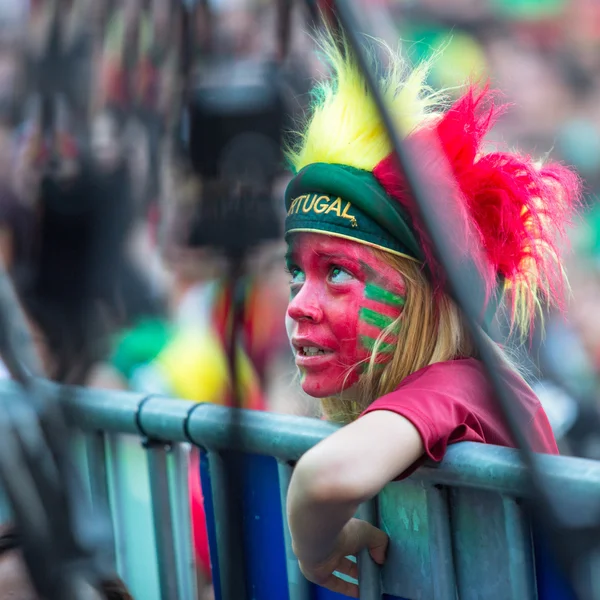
left=287, top=285, right=324, bottom=323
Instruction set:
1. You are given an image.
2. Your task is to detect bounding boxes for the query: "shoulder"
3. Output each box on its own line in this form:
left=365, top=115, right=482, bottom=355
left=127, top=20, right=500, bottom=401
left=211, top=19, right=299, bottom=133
left=373, top=357, right=538, bottom=417
left=361, top=356, right=557, bottom=461
left=361, top=358, right=492, bottom=428
left=394, top=357, right=489, bottom=393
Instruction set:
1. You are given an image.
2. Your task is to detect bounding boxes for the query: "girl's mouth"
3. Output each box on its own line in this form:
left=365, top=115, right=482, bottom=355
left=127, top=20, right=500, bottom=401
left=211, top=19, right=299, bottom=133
left=293, top=342, right=335, bottom=368
left=298, top=346, right=331, bottom=356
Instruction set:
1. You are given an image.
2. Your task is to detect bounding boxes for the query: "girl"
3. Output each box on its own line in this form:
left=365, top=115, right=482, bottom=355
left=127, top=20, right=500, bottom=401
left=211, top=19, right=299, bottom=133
left=283, top=34, right=580, bottom=597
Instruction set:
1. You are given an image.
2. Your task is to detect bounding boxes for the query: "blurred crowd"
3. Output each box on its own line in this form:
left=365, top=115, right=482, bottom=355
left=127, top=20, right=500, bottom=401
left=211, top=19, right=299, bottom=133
left=0, top=0, right=599, bottom=597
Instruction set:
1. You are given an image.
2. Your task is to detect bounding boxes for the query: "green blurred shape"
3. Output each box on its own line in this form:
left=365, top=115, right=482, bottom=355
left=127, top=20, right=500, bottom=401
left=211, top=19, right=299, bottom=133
left=399, top=25, right=488, bottom=91
left=490, top=0, right=566, bottom=19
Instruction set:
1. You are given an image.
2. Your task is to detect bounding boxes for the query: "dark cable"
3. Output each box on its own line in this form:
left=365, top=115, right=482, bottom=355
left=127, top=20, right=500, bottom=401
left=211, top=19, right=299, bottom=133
left=276, top=0, right=293, bottom=62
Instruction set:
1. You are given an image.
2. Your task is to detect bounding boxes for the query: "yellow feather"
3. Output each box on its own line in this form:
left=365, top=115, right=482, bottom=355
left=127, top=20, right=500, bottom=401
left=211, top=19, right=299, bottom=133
left=287, top=30, right=448, bottom=173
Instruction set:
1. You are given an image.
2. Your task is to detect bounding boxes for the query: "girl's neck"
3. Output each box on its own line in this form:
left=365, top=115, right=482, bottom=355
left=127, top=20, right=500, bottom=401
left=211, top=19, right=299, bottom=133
left=322, top=385, right=364, bottom=424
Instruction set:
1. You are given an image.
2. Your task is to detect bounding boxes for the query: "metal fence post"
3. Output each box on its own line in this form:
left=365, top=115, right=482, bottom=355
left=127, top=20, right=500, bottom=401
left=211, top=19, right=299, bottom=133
left=277, top=461, right=311, bottom=600
left=206, top=450, right=248, bottom=600
left=84, top=432, right=116, bottom=569
left=145, top=439, right=181, bottom=600
left=166, top=443, right=197, bottom=600
left=357, top=500, right=382, bottom=600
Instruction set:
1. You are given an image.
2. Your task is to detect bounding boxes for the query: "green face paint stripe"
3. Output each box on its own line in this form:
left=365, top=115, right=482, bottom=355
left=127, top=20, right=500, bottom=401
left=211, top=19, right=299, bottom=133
left=360, top=335, right=395, bottom=353
left=364, top=283, right=405, bottom=307
left=359, top=361, right=386, bottom=374
left=359, top=307, right=396, bottom=330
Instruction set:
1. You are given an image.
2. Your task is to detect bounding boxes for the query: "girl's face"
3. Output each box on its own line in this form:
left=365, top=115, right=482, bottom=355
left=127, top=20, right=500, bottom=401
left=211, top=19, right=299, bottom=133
left=285, top=233, right=406, bottom=398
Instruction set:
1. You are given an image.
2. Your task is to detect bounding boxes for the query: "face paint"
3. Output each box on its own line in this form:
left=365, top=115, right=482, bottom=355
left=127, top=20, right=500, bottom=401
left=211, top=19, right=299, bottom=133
left=357, top=267, right=405, bottom=370
left=285, top=233, right=406, bottom=398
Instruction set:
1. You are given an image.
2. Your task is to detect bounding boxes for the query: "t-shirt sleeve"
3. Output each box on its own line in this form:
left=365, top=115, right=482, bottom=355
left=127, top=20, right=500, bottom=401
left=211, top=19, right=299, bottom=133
left=360, top=362, right=488, bottom=477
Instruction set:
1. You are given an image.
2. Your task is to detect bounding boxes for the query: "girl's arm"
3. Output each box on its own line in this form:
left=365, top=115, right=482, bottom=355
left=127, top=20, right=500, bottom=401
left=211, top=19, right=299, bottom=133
left=287, top=410, right=424, bottom=597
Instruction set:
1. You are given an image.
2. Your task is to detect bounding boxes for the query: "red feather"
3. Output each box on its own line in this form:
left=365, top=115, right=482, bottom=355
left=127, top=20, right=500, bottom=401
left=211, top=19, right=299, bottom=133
left=373, top=85, right=581, bottom=327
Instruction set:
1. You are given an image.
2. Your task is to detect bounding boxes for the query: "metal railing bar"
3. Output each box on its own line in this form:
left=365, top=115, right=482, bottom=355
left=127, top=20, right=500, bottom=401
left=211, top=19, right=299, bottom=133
left=413, top=444, right=600, bottom=499
left=185, top=404, right=337, bottom=459
left=138, top=396, right=192, bottom=441
left=62, top=383, right=141, bottom=435
left=0, top=383, right=598, bottom=500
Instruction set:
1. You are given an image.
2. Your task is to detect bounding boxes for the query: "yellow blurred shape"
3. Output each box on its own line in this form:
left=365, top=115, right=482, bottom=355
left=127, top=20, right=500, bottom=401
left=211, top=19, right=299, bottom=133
left=155, top=326, right=261, bottom=408
left=430, top=33, right=488, bottom=90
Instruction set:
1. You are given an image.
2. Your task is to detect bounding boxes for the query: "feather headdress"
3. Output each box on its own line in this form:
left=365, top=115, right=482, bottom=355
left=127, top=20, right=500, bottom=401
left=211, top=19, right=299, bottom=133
left=285, top=33, right=581, bottom=334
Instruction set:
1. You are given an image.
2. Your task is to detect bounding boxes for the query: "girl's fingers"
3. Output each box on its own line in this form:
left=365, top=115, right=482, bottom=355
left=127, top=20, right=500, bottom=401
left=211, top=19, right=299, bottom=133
left=334, top=557, right=358, bottom=581
left=366, top=528, right=389, bottom=565
left=302, top=558, right=360, bottom=597
left=320, top=573, right=359, bottom=598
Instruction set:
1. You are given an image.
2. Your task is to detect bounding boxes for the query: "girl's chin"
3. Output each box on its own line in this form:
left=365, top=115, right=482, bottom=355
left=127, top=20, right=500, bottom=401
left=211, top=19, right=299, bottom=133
left=300, top=374, right=358, bottom=399
left=300, top=384, right=335, bottom=399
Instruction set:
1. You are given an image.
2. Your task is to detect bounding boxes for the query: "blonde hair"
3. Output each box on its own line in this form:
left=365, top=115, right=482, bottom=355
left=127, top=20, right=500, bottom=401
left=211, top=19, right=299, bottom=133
left=321, top=250, right=477, bottom=424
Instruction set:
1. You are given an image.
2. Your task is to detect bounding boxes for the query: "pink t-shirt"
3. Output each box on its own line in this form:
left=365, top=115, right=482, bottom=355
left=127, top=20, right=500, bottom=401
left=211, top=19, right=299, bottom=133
left=361, top=358, right=558, bottom=477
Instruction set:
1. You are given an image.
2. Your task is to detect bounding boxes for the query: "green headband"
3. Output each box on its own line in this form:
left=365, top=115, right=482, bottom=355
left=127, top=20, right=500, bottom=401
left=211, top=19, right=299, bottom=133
left=284, top=163, right=423, bottom=261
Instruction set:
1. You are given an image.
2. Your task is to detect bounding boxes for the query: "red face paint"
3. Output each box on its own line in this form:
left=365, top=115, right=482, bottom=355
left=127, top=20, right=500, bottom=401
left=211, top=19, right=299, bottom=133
left=285, top=233, right=406, bottom=398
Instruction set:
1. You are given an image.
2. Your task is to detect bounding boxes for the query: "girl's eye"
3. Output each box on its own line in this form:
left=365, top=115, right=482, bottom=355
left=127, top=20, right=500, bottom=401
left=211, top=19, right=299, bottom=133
left=288, top=266, right=305, bottom=285
left=329, top=266, right=353, bottom=283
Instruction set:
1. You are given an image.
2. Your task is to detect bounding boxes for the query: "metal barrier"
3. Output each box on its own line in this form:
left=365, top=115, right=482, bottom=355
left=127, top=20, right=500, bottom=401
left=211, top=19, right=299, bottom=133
left=0, top=380, right=594, bottom=599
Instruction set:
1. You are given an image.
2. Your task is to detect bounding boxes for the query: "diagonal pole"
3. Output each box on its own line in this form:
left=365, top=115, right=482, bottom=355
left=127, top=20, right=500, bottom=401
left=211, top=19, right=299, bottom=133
left=332, top=2, right=600, bottom=598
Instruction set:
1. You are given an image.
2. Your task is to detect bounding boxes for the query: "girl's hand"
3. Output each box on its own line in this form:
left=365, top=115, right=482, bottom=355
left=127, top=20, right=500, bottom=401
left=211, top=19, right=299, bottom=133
left=296, top=518, right=388, bottom=598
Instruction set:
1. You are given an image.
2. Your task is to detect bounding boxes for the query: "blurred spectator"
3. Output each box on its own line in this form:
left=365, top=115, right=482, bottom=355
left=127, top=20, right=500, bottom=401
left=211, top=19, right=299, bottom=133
left=0, top=524, right=134, bottom=600
left=0, top=185, right=35, bottom=273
